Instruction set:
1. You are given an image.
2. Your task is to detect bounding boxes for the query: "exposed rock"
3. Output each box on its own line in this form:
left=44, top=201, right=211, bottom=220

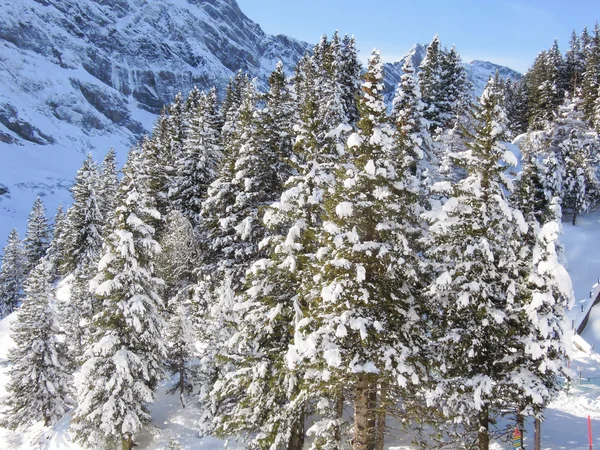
left=0, top=103, right=54, bottom=145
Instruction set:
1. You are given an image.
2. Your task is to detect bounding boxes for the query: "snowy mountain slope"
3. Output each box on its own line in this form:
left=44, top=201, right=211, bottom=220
left=382, top=44, right=522, bottom=101
left=1, top=212, right=600, bottom=449
left=0, top=0, right=522, bottom=245
left=0, top=0, right=310, bottom=241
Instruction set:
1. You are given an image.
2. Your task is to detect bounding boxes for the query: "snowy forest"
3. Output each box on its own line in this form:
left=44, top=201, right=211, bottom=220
left=2, top=25, right=600, bottom=450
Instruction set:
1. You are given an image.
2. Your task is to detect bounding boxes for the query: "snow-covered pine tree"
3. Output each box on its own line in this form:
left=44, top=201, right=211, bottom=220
left=392, top=57, right=434, bottom=182
left=165, top=296, right=196, bottom=408
left=419, top=35, right=444, bottom=133
left=0, top=229, right=25, bottom=317
left=3, top=258, right=70, bottom=429
left=58, top=154, right=106, bottom=361
left=565, top=30, right=586, bottom=93
left=512, top=132, right=554, bottom=226
left=61, top=153, right=104, bottom=274
left=171, top=88, right=222, bottom=222
left=287, top=50, right=425, bottom=450
left=552, top=96, right=599, bottom=224
left=22, top=197, right=51, bottom=277
left=508, top=199, right=571, bottom=437
left=263, top=61, right=295, bottom=188
left=199, top=81, right=279, bottom=292
left=71, top=149, right=166, bottom=450
left=46, top=204, right=68, bottom=281
left=424, top=73, right=528, bottom=450
left=438, top=45, right=471, bottom=130
left=98, top=147, right=119, bottom=223
left=205, top=48, right=355, bottom=449
left=581, top=23, right=600, bottom=123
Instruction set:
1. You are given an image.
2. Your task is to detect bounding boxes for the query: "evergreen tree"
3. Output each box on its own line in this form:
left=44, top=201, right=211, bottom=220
left=71, top=149, right=166, bottom=450
left=424, top=74, right=529, bottom=449
left=288, top=50, right=426, bottom=450
left=172, top=88, right=222, bottom=221
left=204, top=53, right=351, bottom=450
left=565, top=30, right=586, bottom=93
left=98, top=147, right=119, bottom=222
left=22, top=197, right=51, bottom=277
left=581, top=23, right=600, bottom=123
left=46, top=204, right=68, bottom=281
left=165, top=297, right=196, bottom=408
left=61, top=153, right=104, bottom=274
left=419, top=35, right=444, bottom=132
left=3, top=259, right=70, bottom=429
left=392, top=57, right=434, bottom=181
left=438, top=45, right=470, bottom=130
left=264, top=61, right=296, bottom=187
left=0, top=229, right=25, bottom=317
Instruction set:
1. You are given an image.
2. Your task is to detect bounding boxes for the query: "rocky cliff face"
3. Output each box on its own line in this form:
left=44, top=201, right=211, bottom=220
left=0, top=0, right=521, bottom=241
left=0, top=0, right=310, bottom=239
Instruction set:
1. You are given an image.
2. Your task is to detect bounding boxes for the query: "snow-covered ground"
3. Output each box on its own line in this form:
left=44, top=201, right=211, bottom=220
left=2, top=212, right=600, bottom=449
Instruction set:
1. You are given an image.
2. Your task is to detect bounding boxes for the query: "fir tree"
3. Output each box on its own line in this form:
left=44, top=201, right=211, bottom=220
left=98, top=147, right=119, bottom=222
left=419, top=35, right=444, bottom=132
left=172, top=88, right=222, bottom=221
left=23, top=197, right=51, bottom=277
left=288, top=50, right=426, bottom=450
left=0, top=229, right=25, bottom=317
left=3, top=259, right=70, bottom=429
left=46, top=204, right=68, bottom=281
left=424, top=74, right=529, bottom=449
left=165, top=297, right=196, bottom=408
left=61, top=153, right=104, bottom=274
left=71, top=149, right=166, bottom=450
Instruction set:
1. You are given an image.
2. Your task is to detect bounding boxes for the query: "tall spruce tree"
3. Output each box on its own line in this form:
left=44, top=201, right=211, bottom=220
left=287, top=50, right=426, bottom=450
left=424, top=74, right=529, bottom=450
left=23, top=197, right=51, bottom=277
left=172, top=88, right=222, bottom=221
left=3, top=258, right=70, bottom=429
left=419, top=35, right=444, bottom=133
left=98, top=147, right=119, bottom=222
left=71, top=149, right=166, bottom=450
left=0, top=229, right=25, bottom=317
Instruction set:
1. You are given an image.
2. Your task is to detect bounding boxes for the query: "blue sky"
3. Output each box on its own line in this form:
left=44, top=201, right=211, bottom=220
left=236, top=0, right=600, bottom=73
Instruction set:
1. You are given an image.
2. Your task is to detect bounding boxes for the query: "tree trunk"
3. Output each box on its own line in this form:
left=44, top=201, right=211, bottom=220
left=335, top=393, right=344, bottom=445
left=288, top=410, right=305, bottom=450
left=122, top=435, right=133, bottom=450
left=478, top=408, right=489, bottom=450
left=534, top=416, right=541, bottom=450
left=367, top=383, right=377, bottom=450
left=179, top=359, right=185, bottom=408
left=353, top=374, right=373, bottom=450
left=374, top=383, right=386, bottom=450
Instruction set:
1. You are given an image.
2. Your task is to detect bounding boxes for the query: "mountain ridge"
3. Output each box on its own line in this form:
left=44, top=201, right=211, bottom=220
left=0, top=0, right=521, bottom=242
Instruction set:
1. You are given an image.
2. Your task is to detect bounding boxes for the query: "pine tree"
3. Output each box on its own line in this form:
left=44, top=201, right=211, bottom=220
left=0, top=229, right=25, bottom=317
left=392, top=57, right=434, bottom=181
left=204, top=49, right=353, bottom=450
left=165, top=297, right=196, bottom=408
left=172, top=88, right=222, bottom=221
left=424, top=74, right=529, bottom=449
left=419, top=35, right=444, bottom=132
left=46, top=204, right=68, bottom=281
left=288, top=50, right=426, bottom=450
left=3, top=258, right=70, bottom=429
left=61, top=153, right=104, bottom=274
left=98, top=147, right=119, bottom=222
left=264, top=61, right=295, bottom=188
left=71, top=149, right=166, bottom=450
left=22, top=197, right=51, bottom=277
left=581, top=23, right=600, bottom=123
left=438, top=45, right=470, bottom=130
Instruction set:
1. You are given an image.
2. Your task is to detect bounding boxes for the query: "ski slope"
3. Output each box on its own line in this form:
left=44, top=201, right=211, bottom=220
left=1, top=212, right=600, bottom=448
